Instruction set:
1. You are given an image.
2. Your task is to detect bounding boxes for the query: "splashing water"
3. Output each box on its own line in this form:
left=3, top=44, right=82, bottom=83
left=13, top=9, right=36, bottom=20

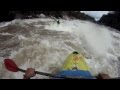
left=0, top=18, right=120, bottom=79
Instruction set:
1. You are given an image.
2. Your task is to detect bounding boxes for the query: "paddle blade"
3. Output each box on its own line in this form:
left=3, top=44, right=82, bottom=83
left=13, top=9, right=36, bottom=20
left=4, top=59, right=19, bottom=72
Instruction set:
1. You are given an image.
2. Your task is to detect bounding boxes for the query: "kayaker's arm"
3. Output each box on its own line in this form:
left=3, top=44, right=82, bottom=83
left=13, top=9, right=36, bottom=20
left=23, top=68, right=36, bottom=79
left=23, top=68, right=111, bottom=79
left=96, top=73, right=111, bottom=79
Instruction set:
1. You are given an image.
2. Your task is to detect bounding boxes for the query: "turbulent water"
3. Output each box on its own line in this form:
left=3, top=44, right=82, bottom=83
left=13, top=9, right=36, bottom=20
left=0, top=18, right=120, bottom=79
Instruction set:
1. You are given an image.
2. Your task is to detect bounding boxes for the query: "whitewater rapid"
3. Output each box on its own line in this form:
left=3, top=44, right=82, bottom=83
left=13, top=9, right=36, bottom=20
left=0, top=18, right=120, bottom=79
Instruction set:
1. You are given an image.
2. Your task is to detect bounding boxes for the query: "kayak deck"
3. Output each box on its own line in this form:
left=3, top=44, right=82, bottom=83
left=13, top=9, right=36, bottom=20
left=53, top=51, right=94, bottom=79
left=62, top=51, right=90, bottom=71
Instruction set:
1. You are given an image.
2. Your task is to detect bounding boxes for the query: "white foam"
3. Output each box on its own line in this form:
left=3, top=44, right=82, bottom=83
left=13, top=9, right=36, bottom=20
left=18, top=35, right=28, bottom=40
left=0, top=22, right=12, bottom=27
left=0, top=33, right=13, bottom=36
left=45, top=19, right=113, bottom=56
left=34, top=25, right=43, bottom=27
left=0, top=18, right=120, bottom=79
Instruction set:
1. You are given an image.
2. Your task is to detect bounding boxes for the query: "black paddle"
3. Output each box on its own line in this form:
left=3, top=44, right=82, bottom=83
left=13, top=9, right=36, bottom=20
left=4, top=59, right=80, bottom=79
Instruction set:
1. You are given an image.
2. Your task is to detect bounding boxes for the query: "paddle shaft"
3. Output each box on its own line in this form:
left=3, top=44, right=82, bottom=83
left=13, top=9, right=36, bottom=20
left=18, top=68, right=120, bottom=79
left=18, top=68, right=91, bottom=79
left=18, top=68, right=71, bottom=79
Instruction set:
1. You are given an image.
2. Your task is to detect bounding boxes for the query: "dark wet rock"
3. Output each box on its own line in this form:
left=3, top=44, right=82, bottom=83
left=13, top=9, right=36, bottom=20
left=98, top=11, right=120, bottom=31
left=118, top=57, right=120, bottom=61
left=0, top=11, right=95, bottom=22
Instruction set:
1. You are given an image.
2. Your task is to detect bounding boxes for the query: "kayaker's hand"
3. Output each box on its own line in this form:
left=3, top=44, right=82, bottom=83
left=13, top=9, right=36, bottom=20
left=23, top=68, right=36, bottom=79
left=97, top=73, right=111, bottom=79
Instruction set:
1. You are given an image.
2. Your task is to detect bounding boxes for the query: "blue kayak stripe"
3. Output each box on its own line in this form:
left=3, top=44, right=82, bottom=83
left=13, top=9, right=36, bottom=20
left=55, top=70, right=95, bottom=79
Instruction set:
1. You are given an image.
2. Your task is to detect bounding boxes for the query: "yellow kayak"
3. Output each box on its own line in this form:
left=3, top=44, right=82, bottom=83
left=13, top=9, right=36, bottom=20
left=55, top=51, right=94, bottom=79
left=62, top=51, right=90, bottom=71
